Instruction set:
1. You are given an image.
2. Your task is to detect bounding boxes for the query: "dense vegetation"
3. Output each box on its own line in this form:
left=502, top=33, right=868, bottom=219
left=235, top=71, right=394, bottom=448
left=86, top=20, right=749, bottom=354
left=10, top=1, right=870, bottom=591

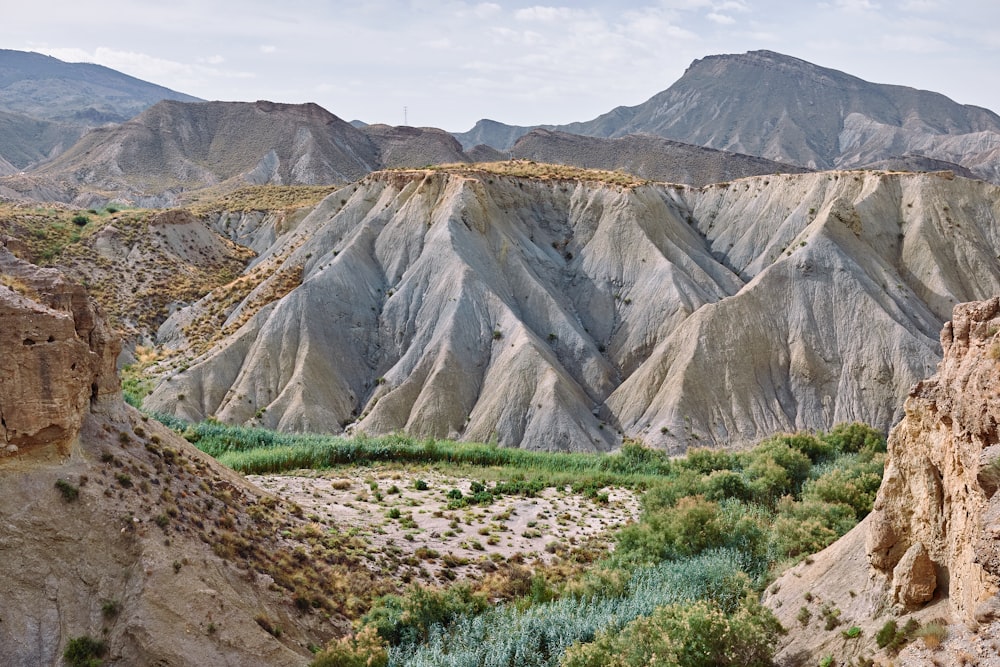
left=155, top=413, right=885, bottom=667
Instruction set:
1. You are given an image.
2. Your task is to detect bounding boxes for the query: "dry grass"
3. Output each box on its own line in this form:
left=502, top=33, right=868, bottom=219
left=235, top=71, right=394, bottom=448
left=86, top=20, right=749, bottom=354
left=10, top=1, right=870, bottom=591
left=393, top=159, right=650, bottom=188
left=186, top=185, right=339, bottom=214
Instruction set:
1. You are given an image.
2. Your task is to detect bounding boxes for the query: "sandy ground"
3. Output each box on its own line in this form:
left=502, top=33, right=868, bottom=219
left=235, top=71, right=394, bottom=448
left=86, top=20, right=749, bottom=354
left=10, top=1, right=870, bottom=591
left=248, top=468, right=640, bottom=585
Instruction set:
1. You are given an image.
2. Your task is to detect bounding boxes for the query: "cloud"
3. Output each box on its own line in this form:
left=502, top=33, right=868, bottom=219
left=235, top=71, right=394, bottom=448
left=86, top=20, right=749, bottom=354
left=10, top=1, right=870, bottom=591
left=707, top=12, right=736, bottom=24
left=899, top=0, right=938, bottom=10
left=30, top=46, right=255, bottom=92
left=514, top=6, right=579, bottom=22
left=260, top=45, right=277, bottom=54
left=834, top=0, right=880, bottom=10
left=880, top=33, right=951, bottom=52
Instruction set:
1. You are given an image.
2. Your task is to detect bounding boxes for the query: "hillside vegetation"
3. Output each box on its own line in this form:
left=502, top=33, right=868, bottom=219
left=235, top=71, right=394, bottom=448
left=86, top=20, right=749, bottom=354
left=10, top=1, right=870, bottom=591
left=149, top=411, right=889, bottom=666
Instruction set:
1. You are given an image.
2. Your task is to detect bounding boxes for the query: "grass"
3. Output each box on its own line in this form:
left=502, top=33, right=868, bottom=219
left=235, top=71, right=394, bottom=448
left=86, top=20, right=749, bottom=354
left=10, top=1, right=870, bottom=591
left=394, top=160, right=650, bottom=188
left=186, top=184, right=339, bottom=214
left=165, top=419, right=673, bottom=488
left=153, top=413, right=886, bottom=665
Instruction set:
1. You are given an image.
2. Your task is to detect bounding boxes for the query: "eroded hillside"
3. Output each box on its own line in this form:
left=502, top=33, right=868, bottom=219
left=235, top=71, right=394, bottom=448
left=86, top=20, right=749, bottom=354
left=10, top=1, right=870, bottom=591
left=142, top=165, right=1000, bottom=451
left=0, top=246, right=391, bottom=666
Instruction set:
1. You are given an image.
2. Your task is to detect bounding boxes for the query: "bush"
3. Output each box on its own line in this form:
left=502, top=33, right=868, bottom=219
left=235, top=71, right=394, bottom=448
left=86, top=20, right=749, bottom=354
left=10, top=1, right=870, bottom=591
left=616, top=495, right=725, bottom=563
left=741, top=441, right=812, bottom=504
left=802, top=452, right=885, bottom=520
left=915, top=621, right=948, bottom=650
left=363, top=584, right=487, bottom=646
left=55, top=478, right=79, bottom=502
left=821, top=423, right=886, bottom=455
left=771, top=497, right=856, bottom=559
left=64, top=635, right=107, bottom=667
left=875, top=618, right=919, bottom=653
left=561, top=596, right=784, bottom=667
left=310, top=626, right=388, bottom=667
left=71, top=214, right=90, bottom=227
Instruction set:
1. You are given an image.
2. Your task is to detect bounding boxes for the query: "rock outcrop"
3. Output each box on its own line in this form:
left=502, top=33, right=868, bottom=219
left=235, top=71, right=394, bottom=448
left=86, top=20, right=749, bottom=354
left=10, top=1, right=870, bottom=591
left=764, top=299, right=1000, bottom=666
left=866, top=297, right=1000, bottom=622
left=0, top=243, right=120, bottom=457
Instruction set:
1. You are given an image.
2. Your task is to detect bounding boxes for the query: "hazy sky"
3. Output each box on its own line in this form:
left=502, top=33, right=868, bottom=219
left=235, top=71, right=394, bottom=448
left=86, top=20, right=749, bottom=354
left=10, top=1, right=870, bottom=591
left=6, top=1, right=999, bottom=131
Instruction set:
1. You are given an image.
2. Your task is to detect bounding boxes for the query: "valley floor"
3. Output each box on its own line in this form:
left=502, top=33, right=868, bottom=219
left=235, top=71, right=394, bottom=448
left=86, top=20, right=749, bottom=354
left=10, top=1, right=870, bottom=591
left=249, top=468, right=639, bottom=587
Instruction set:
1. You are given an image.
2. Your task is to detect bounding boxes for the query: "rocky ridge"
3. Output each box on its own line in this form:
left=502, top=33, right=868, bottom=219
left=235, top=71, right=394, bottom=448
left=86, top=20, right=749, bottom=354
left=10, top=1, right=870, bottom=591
left=456, top=50, right=1000, bottom=184
left=866, top=298, right=1000, bottom=621
left=143, top=167, right=1000, bottom=452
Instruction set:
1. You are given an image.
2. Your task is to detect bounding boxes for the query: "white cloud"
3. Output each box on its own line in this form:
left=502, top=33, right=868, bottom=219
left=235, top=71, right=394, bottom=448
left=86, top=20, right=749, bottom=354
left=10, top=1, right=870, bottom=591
left=899, top=0, right=938, bottom=11
left=707, top=12, right=736, bottom=24
left=514, top=6, right=579, bottom=22
left=260, top=44, right=277, bottom=54
left=835, top=0, right=880, bottom=10
left=880, top=33, right=951, bottom=52
left=203, top=54, right=225, bottom=65
left=472, top=2, right=501, bottom=18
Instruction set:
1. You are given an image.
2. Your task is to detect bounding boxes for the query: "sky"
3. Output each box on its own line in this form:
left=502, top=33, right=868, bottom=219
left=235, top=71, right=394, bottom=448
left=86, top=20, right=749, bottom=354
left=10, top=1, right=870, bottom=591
left=5, top=1, right=1000, bottom=131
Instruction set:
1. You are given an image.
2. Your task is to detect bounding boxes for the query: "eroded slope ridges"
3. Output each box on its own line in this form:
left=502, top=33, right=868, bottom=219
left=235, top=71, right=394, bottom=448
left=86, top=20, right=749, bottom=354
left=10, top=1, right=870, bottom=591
left=145, top=168, right=1000, bottom=452
left=17, top=100, right=381, bottom=207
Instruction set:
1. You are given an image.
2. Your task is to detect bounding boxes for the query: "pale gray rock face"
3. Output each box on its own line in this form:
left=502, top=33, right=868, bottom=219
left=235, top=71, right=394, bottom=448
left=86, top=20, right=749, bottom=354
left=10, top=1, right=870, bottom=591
left=146, top=169, right=1000, bottom=452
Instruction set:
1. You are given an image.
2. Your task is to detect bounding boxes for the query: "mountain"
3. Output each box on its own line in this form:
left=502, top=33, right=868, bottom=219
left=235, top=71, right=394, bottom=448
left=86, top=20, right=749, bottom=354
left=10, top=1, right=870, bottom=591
left=16, top=100, right=383, bottom=206
left=454, top=118, right=555, bottom=152
left=457, top=51, right=1000, bottom=182
left=0, top=49, right=200, bottom=124
left=0, top=50, right=201, bottom=174
left=0, top=108, right=84, bottom=170
left=359, top=124, right=470, bottom=167
left=508, top=128, right=811, bottom=186
left=141, top=166, right=1000, bottom=452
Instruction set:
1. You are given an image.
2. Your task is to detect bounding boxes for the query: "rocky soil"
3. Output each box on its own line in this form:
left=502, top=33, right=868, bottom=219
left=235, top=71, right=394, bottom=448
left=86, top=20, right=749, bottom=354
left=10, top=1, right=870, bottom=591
left=250, top=469, right=638, bottom=587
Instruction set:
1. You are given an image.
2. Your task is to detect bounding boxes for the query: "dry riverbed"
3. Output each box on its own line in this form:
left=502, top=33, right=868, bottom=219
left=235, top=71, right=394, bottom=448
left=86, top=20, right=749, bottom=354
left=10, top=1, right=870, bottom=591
left=248, top=468, right=640, bottom=586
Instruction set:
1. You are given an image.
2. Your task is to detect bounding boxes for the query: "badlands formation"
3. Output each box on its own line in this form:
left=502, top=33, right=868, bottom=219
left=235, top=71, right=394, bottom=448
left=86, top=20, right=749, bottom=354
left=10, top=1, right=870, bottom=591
left=145, top=166, right=1000, bottom=453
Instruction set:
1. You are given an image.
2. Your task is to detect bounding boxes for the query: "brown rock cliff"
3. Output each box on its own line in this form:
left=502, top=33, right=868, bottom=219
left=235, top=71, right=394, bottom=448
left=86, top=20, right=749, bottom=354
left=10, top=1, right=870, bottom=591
left=0, top=242, right=120, bottom=457
left=866, top=297, right=1000, bottom=624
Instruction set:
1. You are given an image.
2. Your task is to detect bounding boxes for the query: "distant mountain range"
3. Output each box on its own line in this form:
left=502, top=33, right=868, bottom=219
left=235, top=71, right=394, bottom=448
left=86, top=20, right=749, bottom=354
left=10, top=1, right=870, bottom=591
left=2, top=48, right=999, bottom=205
left=454, top=50, right=1000, bottom=183
left=0, top=49, right=200, bottom=123
left=0, top=49, right=199, bottom=171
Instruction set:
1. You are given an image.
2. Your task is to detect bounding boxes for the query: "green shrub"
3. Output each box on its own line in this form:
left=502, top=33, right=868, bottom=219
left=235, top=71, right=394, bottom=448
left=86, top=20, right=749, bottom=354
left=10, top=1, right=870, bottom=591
left=702, top=469, right=752, bottom=502
left=740, top=440, right=812, bottom=504
left=63, top=635, right=107, bottom=667
left=616, top=495, right=725, bottom=563
left=363, top=583, right=487, bottom=646
left=771, top=497, right=855, bottom=559
left=821, top=423, right=885, bottom=455
left=875, top=618, right=919, bottom=653
left=391, top=550, right=756, bottom=667
left=71, top=214, right=90, bottom=227
left=802, top=452, right=885, bottom=519
left=561, top=596, right=783, bottom=667
left=678, top=447, right=734, bottom=474
left=55, top=478, right=79, bottom=502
